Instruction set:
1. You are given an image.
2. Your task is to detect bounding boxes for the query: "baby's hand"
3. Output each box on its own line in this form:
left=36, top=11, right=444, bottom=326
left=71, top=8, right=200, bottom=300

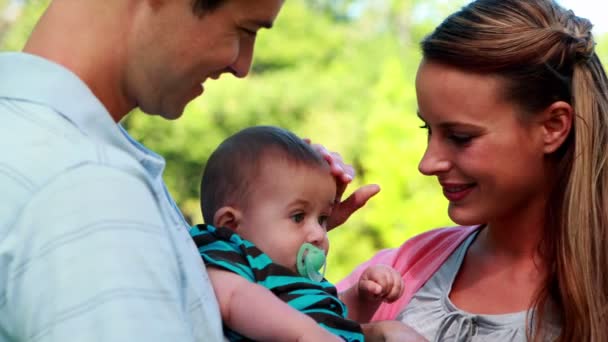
left=358, top=264, right=404, bottom=303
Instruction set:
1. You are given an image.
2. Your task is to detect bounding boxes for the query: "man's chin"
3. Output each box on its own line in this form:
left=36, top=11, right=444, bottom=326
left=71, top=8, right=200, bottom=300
left=144, top=88, right=203, bottom=120
left=159, top=109, right=185, bottom=120
left=158, top=101, right=187, bottom=120
left=163, top=86, right=204, bottom=119
left=138, top=107, right=185, bottom=120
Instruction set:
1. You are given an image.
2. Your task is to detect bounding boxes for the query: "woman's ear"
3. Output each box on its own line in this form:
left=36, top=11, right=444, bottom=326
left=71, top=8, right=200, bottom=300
left=541, top=101, right=573, bottom=154
left=213, top=207, right=242, bottom=231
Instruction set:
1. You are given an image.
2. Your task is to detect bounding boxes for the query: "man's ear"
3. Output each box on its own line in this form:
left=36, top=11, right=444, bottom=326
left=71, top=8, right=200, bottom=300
left=540, top=101, right=573, bottom=154
left=213, top=206, right=242, bottom=231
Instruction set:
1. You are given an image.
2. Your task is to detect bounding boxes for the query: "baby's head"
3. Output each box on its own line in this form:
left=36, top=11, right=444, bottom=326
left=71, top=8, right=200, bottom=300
left=200, top=126, right=336, bottom=276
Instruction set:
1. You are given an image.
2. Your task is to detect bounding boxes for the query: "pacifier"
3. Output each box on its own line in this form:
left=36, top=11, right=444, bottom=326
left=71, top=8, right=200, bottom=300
left=296, top=243, right=327, bottom=282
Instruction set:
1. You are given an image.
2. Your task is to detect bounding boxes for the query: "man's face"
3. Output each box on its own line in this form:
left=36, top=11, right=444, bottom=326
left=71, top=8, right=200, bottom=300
left=127, top=0, right=284, bottom=119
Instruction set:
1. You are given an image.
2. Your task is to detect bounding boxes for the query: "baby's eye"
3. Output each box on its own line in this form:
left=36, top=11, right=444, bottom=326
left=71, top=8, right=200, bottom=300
left=291, top=213, right=305, bottom=223
left=318, top=216, right=329, bottom=228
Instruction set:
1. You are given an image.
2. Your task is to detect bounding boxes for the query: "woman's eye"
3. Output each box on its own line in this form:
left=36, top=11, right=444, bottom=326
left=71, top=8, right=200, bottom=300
left=419, top=123, right=432, bottom=136
left=449, top=134, right=473, bottom=145
left=291, top=213, right=305, bottom=223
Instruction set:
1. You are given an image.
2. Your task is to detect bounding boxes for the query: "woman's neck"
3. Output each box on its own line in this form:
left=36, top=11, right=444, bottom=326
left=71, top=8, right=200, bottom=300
left=448, top=202, right=549, bottom=314
left=472, top=201, right=549, bottom=277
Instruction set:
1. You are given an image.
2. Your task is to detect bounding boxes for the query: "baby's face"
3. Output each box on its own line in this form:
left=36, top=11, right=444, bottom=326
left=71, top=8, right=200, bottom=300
left=237, top=160, right=336, bottom=273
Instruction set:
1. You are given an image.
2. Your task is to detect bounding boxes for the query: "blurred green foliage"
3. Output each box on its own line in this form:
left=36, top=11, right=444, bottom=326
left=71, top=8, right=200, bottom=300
left=2, top=0, right=607, bottom=282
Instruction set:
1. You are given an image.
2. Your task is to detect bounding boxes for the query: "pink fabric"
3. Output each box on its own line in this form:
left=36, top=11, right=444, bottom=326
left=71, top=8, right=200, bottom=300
left=337, top=225, right=480, bottom=321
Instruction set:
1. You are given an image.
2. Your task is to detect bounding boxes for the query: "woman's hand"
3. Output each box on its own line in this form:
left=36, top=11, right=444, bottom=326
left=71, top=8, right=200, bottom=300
left=308, top=141, right=380, bottom=230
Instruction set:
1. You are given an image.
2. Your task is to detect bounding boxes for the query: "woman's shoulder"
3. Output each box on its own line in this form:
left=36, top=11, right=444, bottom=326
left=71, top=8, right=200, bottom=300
left=374, top=225, right=480, bottom=273
left=336, top=225, right=479, bottom=304
left=348, top=225, right=480, bottom=273
left=404, top=225, right=479, bottom=248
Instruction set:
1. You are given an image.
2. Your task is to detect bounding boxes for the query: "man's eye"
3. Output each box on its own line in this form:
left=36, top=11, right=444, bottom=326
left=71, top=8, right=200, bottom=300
left=291, top=213, right=305, bottom=223
left=241, top=27, right=257, bottom=37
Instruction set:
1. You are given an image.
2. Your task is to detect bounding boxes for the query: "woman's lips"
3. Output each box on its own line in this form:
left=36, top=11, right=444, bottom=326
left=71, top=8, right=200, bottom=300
left=441, top=183, right=475, bottom=202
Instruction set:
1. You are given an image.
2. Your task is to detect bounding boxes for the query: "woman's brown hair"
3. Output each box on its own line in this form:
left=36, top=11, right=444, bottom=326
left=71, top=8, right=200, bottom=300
left=422, top=0, right=608, bottom=340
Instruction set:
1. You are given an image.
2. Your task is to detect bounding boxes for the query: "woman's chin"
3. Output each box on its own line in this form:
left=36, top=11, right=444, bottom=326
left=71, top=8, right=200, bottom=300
left=448, top=206, right=485, bottom=226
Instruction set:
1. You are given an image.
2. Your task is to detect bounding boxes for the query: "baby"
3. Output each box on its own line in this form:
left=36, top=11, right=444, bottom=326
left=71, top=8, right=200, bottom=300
left=190, top=126, right=404, bottom=341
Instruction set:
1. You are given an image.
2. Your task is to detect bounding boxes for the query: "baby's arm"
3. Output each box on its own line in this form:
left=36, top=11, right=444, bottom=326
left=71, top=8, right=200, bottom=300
left=208, top=268, right=342, bottom=342
left=339, top=264, right=404, bottom=323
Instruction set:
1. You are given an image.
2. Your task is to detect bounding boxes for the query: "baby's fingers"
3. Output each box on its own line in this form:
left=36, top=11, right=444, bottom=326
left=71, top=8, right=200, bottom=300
left=384, top=277, right=404, bottom=303
left=359, top=280, right=383, bottom=297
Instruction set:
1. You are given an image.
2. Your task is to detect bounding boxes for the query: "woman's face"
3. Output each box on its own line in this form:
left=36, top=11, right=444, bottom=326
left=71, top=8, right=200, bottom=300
left=415, top=60, right=550, bottom=226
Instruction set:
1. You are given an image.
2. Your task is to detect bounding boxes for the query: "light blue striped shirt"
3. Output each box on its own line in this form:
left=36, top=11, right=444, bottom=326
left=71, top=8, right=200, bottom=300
left=0, top=53, right=224, bottom=342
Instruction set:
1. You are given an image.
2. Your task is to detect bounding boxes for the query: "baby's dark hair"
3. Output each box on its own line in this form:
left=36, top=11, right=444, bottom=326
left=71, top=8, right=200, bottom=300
left=200, top=126, right=328, bottom=224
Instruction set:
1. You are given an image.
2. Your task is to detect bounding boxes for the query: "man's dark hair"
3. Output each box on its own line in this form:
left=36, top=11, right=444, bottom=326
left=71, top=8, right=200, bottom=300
left=200, top=126, right=328, bottom=224
left=192, top=0, right=227, bottom=14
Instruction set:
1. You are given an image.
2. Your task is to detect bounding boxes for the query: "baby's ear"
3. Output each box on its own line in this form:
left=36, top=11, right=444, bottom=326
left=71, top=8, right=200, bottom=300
left=213, top=206, right=242, bottom=231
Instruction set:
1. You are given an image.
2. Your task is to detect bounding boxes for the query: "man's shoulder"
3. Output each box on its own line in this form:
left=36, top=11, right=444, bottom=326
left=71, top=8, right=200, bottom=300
left=0, top=100, right=150, bottom=227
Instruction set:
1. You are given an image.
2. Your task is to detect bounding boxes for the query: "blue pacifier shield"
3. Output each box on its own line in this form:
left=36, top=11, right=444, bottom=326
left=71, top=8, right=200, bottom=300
left=296, top=243, right=326, bottom=282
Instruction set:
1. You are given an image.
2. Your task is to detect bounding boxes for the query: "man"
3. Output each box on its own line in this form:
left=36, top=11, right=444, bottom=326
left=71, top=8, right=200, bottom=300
left=0, top=0, right=403, bottom=340
left=0, top=0, right=284, bottom=341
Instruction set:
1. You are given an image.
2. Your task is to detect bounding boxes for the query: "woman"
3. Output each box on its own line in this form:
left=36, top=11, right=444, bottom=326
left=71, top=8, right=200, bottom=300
left=336, top=0, right=608, bottom=340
